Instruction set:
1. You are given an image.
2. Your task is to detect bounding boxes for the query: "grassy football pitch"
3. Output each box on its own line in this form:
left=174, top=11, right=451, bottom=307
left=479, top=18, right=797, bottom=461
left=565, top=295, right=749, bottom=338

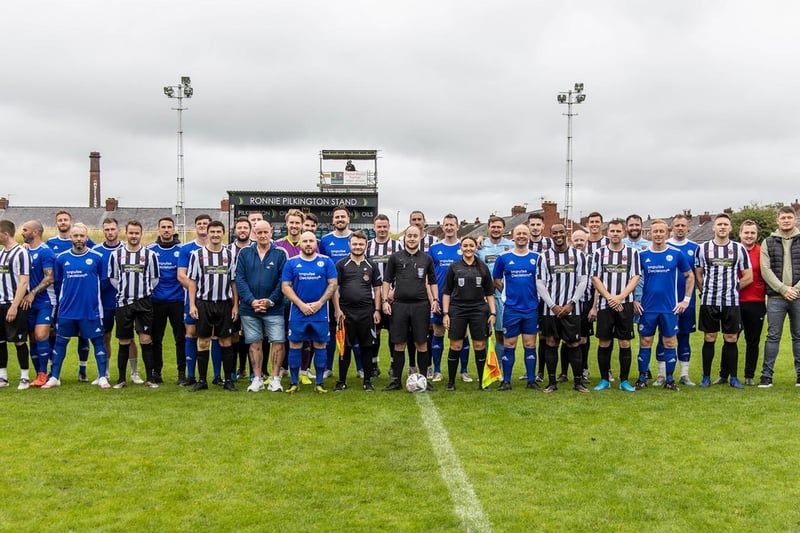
left=2, top=327, right=800, bottom=532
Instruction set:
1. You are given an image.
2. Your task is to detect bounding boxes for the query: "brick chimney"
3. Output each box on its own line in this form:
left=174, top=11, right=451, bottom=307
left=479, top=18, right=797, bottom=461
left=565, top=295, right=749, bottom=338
left=105, top=197, right=118, bottom=211
left=221, top=198, right=230, bottom=212
left=699, top=211, right=711, bottom=223
left=511, top=205, right=527, bottom=216
left=541, top=201, right=560, bottom=234
left=0, top=197, right=8, bottom=209
left=89, top=152, right=101, bottom=208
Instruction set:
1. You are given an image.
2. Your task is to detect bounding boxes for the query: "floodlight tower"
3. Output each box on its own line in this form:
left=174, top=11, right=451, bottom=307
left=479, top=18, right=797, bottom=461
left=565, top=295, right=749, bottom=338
left=163, top=76, right=193, bottom=242
left=557, top=82, right=586, bottom=233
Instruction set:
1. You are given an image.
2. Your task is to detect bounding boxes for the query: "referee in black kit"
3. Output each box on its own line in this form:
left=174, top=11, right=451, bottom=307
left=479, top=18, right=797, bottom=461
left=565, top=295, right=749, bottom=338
left=381, top=225, right=438, bottom=391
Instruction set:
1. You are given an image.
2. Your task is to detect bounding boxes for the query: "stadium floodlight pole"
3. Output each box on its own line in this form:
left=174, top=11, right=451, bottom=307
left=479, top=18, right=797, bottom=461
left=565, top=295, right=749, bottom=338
left=557, top=82, right=586, bottom=233
left=163, top=76, right=193, bottom=242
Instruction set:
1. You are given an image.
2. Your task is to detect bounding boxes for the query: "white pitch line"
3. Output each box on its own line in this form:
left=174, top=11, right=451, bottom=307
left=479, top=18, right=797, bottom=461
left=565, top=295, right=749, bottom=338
left=415, top=393, right=494, bottom=533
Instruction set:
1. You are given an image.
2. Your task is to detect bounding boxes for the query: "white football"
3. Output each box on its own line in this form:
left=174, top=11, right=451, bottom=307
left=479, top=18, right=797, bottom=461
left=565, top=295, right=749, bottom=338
left=406, top=373, right=428, bottom=393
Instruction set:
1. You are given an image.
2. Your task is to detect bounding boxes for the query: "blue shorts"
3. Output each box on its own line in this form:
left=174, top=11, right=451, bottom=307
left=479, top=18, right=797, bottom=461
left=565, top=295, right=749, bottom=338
left=103, top=308, right=116, bottom=334
left=27, top=305, right=54, bottom=329
left=183, top=299, right=197, bottom=325
left=678, top=306, right=697, bottom=334
left=57, top=318, right=104, bottom=339
left=287, top=320, right=329, bottom=343
left=638, top=312, right=679, bottom=338
left=431, top=312, right=444, bottom=326
left=502, top=306, right=538, bottom=337
left=241, top=314, right=286, bottom=344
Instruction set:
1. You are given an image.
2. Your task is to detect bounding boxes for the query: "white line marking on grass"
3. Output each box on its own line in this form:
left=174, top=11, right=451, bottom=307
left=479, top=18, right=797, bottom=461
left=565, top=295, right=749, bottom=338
left=415, top=393, right=494, bottom=533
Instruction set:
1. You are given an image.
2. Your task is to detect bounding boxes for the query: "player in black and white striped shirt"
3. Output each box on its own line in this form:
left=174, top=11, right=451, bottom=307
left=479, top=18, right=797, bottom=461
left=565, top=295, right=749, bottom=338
left=0, top=219, right=31, bottom=389
left=527, top=212, right=554, bottom=253
left=366, top=214, right=399, bottom=378
left=694, top=213, right=752, bottom=388
left=108, top=220, right=160, bottom=388
left=585, top=211, right=610, bottom=257
left=187, top=220, right=239, bottom=392
left=590, top=218, right=641, bottom=392
left=536, top=223, right=589, bottom=393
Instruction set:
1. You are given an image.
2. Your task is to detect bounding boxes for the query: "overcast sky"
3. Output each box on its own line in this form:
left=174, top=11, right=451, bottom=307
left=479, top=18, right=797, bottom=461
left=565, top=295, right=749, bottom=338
left=2, top=1, right=798, bottom=226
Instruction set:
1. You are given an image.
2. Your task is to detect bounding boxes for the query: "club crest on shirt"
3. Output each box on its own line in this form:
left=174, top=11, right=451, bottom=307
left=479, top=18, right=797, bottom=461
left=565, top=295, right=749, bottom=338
left=666, top=255, right=673, bottom=261
left=458, top=277, right=465, bottom=287
left=86, top=258, right=93, bottom=265
left=317, top=261, right=325, bottom=268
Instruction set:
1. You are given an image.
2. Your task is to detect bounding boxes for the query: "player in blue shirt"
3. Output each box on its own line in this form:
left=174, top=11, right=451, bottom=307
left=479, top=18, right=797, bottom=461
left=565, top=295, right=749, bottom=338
left=148, top=217, right=187, bottom=384
left=318, top=206, right=353, bottom=378
left=177, top=214, right=212, bottom=386
left=46, top=210, right=95, bottom=381
left=633, top=219, right=695, bottom=391
left=492, top=224, right=540, bottom=390
left=20, top=220, right=56, bottom=386
left=429, top=214, right=464, bottom=382
left=42, top=223, right=109, bottom=389
left=477, top=215, right=514, bottom=363
left=281, top=231, right=338, bottom=393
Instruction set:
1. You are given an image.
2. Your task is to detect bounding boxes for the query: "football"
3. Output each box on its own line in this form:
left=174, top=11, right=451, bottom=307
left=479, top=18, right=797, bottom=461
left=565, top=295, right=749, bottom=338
left=405, top=373, right=428, bottom=393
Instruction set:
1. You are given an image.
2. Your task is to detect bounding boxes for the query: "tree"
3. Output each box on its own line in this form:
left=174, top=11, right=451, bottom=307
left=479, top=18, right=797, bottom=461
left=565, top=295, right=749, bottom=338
left=730, top=202, right=783, bottom=242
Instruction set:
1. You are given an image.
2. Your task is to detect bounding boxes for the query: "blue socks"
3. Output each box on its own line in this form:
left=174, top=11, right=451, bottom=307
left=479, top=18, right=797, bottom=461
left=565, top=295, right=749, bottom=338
left=288, top=347, right=302, bottom=384
left=524, top=347, right=537, bottom=382
left=501, top=346, right=515, bottom=382
left=432, top=335, right=444, bottom=374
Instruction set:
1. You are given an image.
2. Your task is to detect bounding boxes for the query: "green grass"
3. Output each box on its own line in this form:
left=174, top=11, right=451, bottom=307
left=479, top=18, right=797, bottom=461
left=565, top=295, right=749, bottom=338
left=2, top=327, right=800, bottom=532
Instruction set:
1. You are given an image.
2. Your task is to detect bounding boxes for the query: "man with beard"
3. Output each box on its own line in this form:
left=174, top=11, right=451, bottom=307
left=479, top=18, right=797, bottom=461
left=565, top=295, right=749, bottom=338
left=43, top=223, right=109, bottom=389
left=381, top=225, right=438, bottom=391
left=47, top=210, right=94, bottom=381
left=19, top=220, right=55, bottom=387
left=108, top=220, right=160, bottom=388
left=735, top=220, right=766, bottom=386
left=319, top=206, right=354, bottom=380
left=528, top=212, right=554, bottom=383
left=229, top=217, right=253, bottom=380
left=537, top=224, right=590, bottom=393
left=148, top=216, right=187, bottom=384
left=333, top=230, right=381, bottom=391
left=281, top=231, right=337, bottom=393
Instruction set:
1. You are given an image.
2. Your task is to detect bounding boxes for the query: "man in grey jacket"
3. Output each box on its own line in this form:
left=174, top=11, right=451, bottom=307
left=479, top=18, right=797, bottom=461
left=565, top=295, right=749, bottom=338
left=758, top=206, right=800, bottom=387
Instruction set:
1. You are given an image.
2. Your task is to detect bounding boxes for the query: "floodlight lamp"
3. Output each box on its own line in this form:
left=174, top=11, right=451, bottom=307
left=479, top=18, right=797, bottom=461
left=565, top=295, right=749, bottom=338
left=576, top=94, right=586, bottom=103
left=184, top=86, right=193, bottom=98
left=181, top=76, right=191, bottom=86
left=557, top=94, right=567, bottom=103
left=574, top=82, right=584, bottom=91
left=163, top=86, right=174, bottom=97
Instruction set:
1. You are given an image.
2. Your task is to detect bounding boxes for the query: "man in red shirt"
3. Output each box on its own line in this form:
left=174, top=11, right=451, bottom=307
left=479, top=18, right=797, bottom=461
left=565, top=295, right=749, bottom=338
left=735, top=220, right=766, bottom=386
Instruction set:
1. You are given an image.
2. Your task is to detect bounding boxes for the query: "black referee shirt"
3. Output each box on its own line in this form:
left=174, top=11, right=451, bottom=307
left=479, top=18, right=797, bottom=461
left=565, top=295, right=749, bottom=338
left=384, top=248, right=436, bottom=302
left=443, top=259, right=493, bottom=311
left=336, top=256, right=381, bottom=312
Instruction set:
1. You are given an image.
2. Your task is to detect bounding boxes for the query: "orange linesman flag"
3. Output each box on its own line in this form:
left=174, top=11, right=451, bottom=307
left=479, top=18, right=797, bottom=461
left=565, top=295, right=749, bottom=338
left=336, top=316, right=346, bottom=358
left=482, top=335, right=502, bottom=388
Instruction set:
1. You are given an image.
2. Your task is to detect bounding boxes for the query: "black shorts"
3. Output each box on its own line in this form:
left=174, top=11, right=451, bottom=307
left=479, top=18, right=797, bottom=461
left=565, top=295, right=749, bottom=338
left=0, top=304, right=28, bottom=342
left=698, top=305, right=742, bottom=334
left=580, top=302, right=594, bottom=337
left=389, top=301, right=430, bottom=344
left=115, top=297, right=154, bottom=339
left=448, top=304, right=490, bottom=341
left=596, top=303, right=635, bottom=341
left=196, top=300, right=235, bottom=339
left=343, top=309, right=378, bottom=348
left=541, top=314, right=581, bottom=344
